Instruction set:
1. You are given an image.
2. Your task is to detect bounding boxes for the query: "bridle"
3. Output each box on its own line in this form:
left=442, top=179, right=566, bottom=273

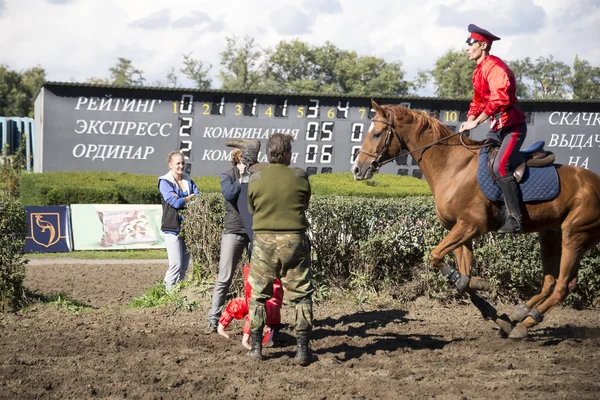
left=357, top=113, right=403, bottom=171
left=358, top=110, right=467, bottom=172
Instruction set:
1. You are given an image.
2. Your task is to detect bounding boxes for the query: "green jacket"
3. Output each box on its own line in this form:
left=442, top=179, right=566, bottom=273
left=248, top=164, right=311, bottom=233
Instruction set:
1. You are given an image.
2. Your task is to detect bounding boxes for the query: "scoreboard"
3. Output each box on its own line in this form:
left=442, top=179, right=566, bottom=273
left=34, top=83, right=600, bottom=177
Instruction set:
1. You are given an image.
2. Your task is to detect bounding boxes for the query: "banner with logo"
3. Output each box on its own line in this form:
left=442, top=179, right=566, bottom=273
left=25, top=206, right=73, bottom=253
left=70, top=204, right=166, bottom=250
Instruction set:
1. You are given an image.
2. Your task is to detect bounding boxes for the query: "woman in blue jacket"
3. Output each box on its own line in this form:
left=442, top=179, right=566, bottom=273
left=158, top=151, right=200, bottom=289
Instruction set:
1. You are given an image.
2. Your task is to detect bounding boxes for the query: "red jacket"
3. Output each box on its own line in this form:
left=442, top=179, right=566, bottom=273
left=468, top=55, right=526, bottom=131
left=219, top=264, right=283, bottom=335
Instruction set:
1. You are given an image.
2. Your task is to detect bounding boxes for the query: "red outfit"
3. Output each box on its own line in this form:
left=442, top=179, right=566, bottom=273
left=219, top=264, right=283, bottom=335
left=468, top=55, right=526, bottom=131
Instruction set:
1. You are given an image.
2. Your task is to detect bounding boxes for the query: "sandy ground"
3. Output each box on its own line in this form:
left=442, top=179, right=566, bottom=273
left=0, top=259, right=599, bottom=400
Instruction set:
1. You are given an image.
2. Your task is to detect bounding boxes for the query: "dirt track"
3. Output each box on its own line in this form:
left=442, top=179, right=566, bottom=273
left=1, top=259, right=599, bottom=399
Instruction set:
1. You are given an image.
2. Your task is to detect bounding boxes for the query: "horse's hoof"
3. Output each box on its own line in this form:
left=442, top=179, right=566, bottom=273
left=469, top=277, right=491, bottom=291
left=510, top=304, right=531, bottom=322
left=495, top=314, right=513, bottom=337
left=508, top=324, right=528, bottom=339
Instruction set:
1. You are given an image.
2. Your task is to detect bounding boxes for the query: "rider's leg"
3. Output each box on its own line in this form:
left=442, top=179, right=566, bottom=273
left=493, top=122, right=527, bottom=233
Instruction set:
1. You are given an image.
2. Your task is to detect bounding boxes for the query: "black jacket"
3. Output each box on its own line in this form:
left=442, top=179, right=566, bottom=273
left=221, top=167, right=250, bottom=235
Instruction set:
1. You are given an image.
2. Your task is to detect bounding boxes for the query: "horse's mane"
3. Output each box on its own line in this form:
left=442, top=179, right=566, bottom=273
left=384, top=105, right=481, bottom=146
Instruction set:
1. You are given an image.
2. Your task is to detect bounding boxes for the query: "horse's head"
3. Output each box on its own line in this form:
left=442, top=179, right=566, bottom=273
left=352, top=100, right=405, bottom=180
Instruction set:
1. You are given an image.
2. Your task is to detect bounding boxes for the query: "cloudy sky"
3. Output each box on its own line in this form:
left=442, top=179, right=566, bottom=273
left=1, top=0, right=599, bottom=95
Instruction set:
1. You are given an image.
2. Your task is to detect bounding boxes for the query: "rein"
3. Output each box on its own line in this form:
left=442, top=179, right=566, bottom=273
left=358, top=112, right=489, bottom=171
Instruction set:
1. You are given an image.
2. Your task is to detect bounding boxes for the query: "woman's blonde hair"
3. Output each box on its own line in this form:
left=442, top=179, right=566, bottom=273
left=231, top=148, right=243, bottom=165
left=167, top=151, right=185, bottom=164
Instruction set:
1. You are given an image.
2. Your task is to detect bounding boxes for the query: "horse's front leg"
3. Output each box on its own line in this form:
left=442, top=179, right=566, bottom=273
left=430, top=221, right=479, bottom=292
left=454, top=242, right=490, bottom=291
left=454, top=242, right=513, bottom=336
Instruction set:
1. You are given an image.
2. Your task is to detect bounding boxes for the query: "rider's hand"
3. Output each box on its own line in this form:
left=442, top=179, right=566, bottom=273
left=459, top=120, right=478, bottom=133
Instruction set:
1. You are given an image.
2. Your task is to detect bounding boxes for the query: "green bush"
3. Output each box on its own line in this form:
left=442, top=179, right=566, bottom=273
left=0, top=191, right=28, bottom=312
left=21, top=172, right=162, bottom=205
left=473, top=233, right=600, bottom=308
left=309, top=172, right=431, bottom=197
left=20, top=171, right=429, bottom=205
left=183, top=193, right=600, bottom=307
left=15, top=170, right=600, bottom=307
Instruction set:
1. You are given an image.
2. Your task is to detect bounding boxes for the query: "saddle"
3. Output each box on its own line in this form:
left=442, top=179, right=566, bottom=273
left=487, top=140, right=555, bottom=183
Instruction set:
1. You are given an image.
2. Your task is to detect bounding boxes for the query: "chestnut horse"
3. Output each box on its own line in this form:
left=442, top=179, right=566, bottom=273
left=352, top=100, right=600, bottom=339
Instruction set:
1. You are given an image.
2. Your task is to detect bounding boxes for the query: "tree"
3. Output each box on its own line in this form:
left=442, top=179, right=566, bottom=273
left=527, top=55, right=571, bottom=99
left=332, top=53, right=409, bottom=96
left=109, top=58, right=145, bottom=86
left=263, top=39, right=317, bottom=93
left=571, top=55, right=600, bottom=100
left=166, top=67, right=180, bottom=88
left=180, top=53, right=212, bottom=89
left=428, top=49, right=474, bottom=98
left=263, top=39, right=410, bottom=96
left=21, top=66, right=46, bottom=115
left=0, top=65, right=29, bottom=117
left=507, top=58, right=534, bottom=99
left=0, top=64, right=45, bottom=117
left=219, top=36, right=265, bottom=92
left=87, top=58, right=145, bottom=86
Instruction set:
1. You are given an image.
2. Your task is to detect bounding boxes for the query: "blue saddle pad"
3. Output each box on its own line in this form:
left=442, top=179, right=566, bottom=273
left=477, top=148, right=560, bottom=202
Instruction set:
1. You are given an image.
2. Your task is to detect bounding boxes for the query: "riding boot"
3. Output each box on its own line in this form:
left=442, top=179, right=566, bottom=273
left=294, top=330, right=312, bottom=366
left=247, top=329, right=264, bottom=360
left=225, top=139, right=261, bottom=166
left=497, top=175, right=523, bottom=233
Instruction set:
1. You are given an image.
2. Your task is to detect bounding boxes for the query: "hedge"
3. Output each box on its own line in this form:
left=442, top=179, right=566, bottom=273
left=17, top=171, right=600, bottom=307
left=20, top=171, right=431, bottom=205
left=183, top=193, right=600, bottom=307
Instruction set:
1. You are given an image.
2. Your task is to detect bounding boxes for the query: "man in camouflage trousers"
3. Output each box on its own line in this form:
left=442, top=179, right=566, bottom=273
left=246, top=132, right=314, bottom=366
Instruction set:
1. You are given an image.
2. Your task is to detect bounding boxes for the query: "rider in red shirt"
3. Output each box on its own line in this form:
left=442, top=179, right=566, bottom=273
left=459, top=24, right=527, bottom=233
left=217, top=264, right=284, bottom=349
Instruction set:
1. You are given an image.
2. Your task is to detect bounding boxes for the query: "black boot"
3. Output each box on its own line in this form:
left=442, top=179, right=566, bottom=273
left=247, top=329, right=264, bottom=360
left=294, top=331, right=312, bottom=366
left=497, top=175, right=523, bottom=233
left=225, top=139, right=261, bottom=166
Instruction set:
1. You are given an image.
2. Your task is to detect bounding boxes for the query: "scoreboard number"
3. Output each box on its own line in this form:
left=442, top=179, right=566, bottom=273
left=212, top=96, right=225, bottom=115
left=178, top=94, right=195, bottom=168
left=305, top=144, right=334, bottom=164
left=350, top=146, right=361, bottom=164
left=244, top=98, right=257, bottom=116
left=307, top=99, right=319, bottom=118
left=275, top=99, right=288, bottom=117
left=321, top=122, right=334, bottom=141
left=306, top=122, right=319, bottom=141
left=179, top=140, right=193, bottom=161
left=180, top=94, right=193, bottom=114
left=320, top=144, right=333, bottom=163
left=337, top=101, right=349, bottom=119
left=351, top=123, right=364, bottom=142
left=178, top=117, right=193, bottom=137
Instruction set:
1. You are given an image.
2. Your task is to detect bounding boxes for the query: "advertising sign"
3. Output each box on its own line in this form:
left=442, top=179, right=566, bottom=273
left=70, top=204, right=165, bottom=250
left=25, top=206, right=72, bottom=253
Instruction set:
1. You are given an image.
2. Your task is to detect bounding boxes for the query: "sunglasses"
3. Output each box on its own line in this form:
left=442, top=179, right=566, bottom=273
left=465, top=38, right=480, bottom=46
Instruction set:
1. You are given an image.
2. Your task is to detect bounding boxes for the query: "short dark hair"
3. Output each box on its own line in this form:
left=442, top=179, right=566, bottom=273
left=266, top=133, right=293, bottom=164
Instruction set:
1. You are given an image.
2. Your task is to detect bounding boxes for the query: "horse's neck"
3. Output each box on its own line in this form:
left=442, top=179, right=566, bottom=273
left=409, top=136, right=474, bottom=193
